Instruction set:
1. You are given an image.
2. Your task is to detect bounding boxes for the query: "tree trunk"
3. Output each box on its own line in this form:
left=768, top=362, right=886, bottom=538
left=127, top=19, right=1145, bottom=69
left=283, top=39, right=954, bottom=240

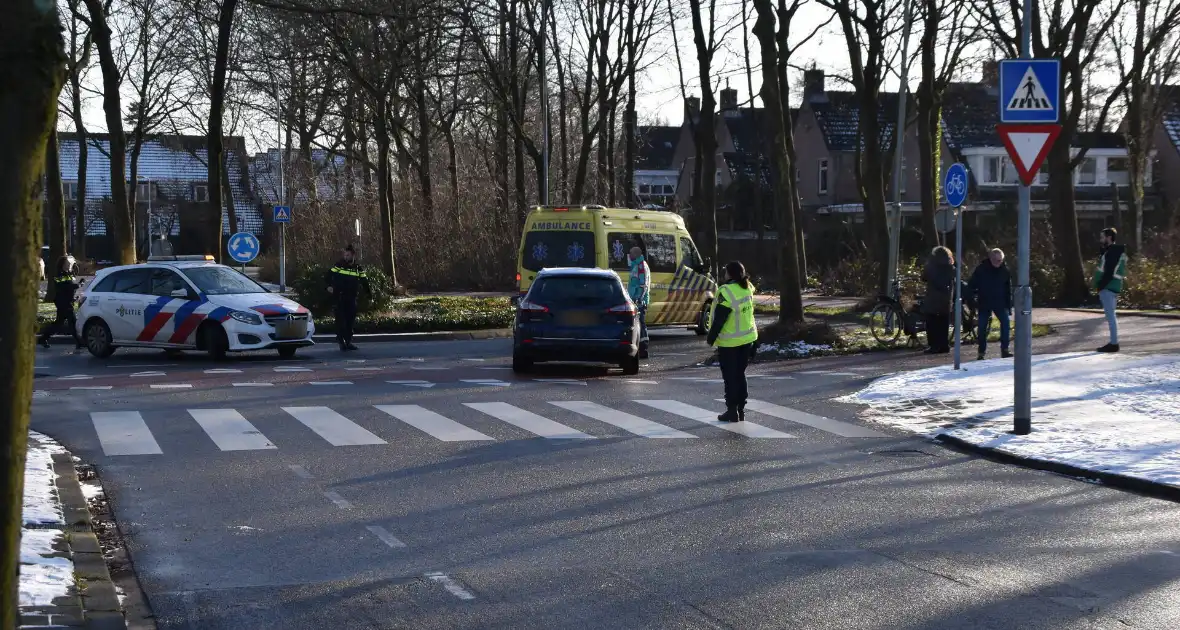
left=374, top=98, right=397, bottom=283
left=70, top=73, right=88, bottom=260
left=206, top=0, right=238, bottom=262
left=413, top=51, right=435, bottom=219
left=82, top=0, right=134, bottom=264
left=46, top=129, right=67, bottom=304
left=222, top=159, right=238, bottom=234
left=497, top=0, right=511, bottom=217
left=688, top=0, right=718, bottom=270
left=751, top=0, right=803, bottom=323
left=0, top=1, right=65, bottom=622
left=1047, top=140, right=1089, bottom=304
left=624, top=0, right=637, bottom=208
left=916, top=105, right=941, bottom=249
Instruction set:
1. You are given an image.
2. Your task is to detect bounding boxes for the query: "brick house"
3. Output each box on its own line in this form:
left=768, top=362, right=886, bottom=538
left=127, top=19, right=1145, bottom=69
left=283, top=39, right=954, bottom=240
left=1149, top=86, right=1180, bottom=218
left=631, top=126, right=682, bottom=208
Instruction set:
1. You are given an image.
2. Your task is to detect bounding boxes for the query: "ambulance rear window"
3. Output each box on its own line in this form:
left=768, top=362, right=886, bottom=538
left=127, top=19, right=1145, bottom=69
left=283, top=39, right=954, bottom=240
left=521, top=231, right=596, bottom=272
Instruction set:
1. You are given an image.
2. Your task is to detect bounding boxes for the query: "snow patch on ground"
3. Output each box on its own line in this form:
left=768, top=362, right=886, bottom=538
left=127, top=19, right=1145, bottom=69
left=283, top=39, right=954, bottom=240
left=19, top=530, right=74, bottom=607
left=839, top=352, right=1180, bottom=488
left=757, top=341, right=834, bottom=358
left=23, top=432, right=65, bottom=526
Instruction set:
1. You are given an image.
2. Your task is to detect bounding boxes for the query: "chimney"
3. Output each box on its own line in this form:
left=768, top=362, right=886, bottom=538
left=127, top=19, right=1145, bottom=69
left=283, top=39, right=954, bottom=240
left=982, top=61, right=999, bottom=87
left=684, top=96, right=700, bottom=125
left=720, top=85, right=738, bottom=115
left=803, top=69, right=826, bottom=102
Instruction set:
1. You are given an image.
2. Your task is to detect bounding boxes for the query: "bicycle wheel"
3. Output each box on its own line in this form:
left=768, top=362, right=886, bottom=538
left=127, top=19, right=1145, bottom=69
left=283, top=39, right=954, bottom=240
left=961, top=306, right=978, bottom=342
left=869, top=303, right=904, bottom=346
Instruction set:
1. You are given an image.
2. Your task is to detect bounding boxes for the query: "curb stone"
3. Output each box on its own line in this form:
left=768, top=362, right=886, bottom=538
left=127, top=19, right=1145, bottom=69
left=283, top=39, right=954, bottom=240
left=1060, top=307, right=1180, bottom=320
left=20, top=453, right=129, bottom=630
left=935, top=434, right=1180, bottom=503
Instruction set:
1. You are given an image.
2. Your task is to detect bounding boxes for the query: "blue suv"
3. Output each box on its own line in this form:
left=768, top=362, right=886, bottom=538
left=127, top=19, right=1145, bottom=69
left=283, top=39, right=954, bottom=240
left=512, top=268, right=640, bottom=374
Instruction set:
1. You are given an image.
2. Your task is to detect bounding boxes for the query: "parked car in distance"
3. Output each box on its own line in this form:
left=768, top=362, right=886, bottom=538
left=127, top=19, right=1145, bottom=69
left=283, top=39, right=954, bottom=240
left=512, top=267, right=640, bottom=374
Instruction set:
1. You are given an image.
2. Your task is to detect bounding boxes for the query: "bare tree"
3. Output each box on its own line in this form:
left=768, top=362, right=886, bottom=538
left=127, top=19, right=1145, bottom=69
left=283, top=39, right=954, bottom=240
left=1, top=1, right=66, bottom=622
left=60, top=0, right=93, bottom=261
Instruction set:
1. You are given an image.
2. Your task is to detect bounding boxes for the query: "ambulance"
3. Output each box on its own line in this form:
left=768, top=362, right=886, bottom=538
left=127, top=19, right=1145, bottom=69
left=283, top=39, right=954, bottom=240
left=516, top=205, right=716, bottom=333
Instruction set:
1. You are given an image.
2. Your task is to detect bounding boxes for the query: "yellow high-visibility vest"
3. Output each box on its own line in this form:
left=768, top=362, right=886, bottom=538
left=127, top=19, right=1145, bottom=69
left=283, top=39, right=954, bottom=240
left=712, top=282, right=758, bottom=347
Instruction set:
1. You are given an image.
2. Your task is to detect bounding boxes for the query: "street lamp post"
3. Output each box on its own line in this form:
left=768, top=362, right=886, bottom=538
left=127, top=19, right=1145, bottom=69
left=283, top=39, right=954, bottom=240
left=886, top=0, right=914, bottom=298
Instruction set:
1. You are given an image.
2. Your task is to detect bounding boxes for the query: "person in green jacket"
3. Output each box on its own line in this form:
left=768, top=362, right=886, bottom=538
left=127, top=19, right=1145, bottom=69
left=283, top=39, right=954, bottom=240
left=1092, top=227, right=1127, bottom=353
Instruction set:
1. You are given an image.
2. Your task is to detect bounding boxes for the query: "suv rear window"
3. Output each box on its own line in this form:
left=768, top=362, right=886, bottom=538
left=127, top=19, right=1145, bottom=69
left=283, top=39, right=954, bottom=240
left=528, top=276, right=624, bottom=306
left=522, top=231, right=596, bottom=272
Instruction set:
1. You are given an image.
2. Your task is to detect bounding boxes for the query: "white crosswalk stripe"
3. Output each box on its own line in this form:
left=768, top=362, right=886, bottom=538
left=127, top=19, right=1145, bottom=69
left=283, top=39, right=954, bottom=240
left=551, top=401, right=696, bottom=439
left=282, top=406, right=387, bottom=446
left=188, top=409, right=277, bottom=451
left=464, top=402, right=593, bottom=439
left=376, top=405, right=494, bottom=441
left=85, top=398, right=879, bottom=456
left=635, top=400, right=797, bottom=438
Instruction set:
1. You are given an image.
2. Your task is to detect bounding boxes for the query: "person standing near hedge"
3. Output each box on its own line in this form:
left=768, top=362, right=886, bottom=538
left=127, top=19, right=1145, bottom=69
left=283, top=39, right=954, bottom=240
left=1093, top=227, right=1127, bottom=353
left=325, top=244, right=370, bottom=351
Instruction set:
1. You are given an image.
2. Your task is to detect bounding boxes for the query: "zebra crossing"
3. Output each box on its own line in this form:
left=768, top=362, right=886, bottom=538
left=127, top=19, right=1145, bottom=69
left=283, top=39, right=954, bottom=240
left=86, top=398, right=887, bottom=456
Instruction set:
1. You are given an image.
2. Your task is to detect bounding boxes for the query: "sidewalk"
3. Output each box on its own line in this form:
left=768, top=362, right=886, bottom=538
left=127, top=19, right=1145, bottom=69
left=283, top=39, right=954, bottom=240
left=839, top=352, right=1180, bottom=498
left=19, top=432, right=126, bottom=629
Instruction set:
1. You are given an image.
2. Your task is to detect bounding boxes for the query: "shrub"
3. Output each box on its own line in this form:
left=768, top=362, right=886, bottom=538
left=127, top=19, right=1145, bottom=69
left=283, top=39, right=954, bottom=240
left=1120, top=258, right=1180, bottom=309
left=315, top=296, right=515, bottom=334
left=292, top=263, right=399, bottom=316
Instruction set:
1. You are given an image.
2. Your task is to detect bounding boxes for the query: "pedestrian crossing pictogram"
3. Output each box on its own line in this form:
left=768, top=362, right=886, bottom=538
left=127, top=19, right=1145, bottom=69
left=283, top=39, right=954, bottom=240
left=84, top=398, right=887, bottom=456
left=1007, top=67, right=1052, bottom=111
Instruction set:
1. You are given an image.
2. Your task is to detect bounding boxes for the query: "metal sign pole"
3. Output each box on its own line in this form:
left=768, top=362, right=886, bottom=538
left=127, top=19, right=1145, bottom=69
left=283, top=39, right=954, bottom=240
left=1013, top=0, right=1034, bottom=435
left=954, top=207, right=963, bottom=370
left=279, top=222, right=286, bottom=292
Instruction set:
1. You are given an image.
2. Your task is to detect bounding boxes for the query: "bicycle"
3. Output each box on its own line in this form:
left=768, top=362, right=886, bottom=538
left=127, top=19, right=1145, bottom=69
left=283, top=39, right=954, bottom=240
left=869, top=277, right=976, bottom=347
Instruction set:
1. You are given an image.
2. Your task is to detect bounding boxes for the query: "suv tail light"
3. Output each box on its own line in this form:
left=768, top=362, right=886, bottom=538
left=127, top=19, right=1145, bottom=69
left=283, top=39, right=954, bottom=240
left=607, top=304, right=636, bottom=315
left=519, top=299, right=548, bottom=313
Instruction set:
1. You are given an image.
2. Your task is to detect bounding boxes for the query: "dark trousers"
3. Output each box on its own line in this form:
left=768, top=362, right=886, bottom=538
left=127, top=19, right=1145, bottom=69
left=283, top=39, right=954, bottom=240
left=977, top=306, right=1010, bottom=354
left=39, top=305, right=79, bottom=345
left=334, top=301, right=358, bottom=344
left=717, top=343, right=752, bottom=409
left=925, top=312, right=950, bottom=351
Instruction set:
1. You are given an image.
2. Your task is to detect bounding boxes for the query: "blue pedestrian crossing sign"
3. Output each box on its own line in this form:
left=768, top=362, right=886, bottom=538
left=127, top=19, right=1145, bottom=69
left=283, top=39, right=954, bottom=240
left=999, top=59, right=1060, bottom=123
left=944, top=163, right=969, bottom=208
left=273, top=205, right=291, bottom=223
left=227, top=232, right=260, bottom=264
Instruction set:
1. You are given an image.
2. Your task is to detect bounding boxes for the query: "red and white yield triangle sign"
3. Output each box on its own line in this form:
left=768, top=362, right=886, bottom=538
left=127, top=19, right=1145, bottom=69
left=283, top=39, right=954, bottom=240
left=996, top=124, right=1061, bottom=186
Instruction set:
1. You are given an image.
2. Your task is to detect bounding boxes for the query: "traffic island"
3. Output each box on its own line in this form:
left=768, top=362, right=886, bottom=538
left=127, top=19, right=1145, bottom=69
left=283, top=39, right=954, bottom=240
left=837, top=352, right=1180, bottom=501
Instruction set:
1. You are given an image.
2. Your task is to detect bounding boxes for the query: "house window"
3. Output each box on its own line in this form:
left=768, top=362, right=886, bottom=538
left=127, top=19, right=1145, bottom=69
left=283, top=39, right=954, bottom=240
left=192, top=183, right=210, bottom=202
left=661, top=185, right=674, bottom=195
left=983, top=156, right=1002, bottom=184
left=1106, top=157, right=1130, bottom=186
left=818, top=159, right=829, bottom=194
left=136, top=182, right=153, bottom=201
left=639, top=184, right=651, bottom=195
left=1077, top=158, right=1097, bottom=185
left=1036, top=165, right=1049, bottom=185
left=63, top=182, right=78, bottom=200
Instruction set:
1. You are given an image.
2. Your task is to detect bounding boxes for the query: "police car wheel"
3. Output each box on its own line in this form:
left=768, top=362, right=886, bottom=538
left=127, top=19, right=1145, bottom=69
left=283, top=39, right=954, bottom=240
left=84, top=320, right=116, bottom=358
left=200, top=324, right=229, bottom=361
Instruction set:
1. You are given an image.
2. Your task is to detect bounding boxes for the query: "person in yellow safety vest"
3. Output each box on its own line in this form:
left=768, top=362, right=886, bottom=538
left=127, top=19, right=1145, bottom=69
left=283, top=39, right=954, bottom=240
left=325, top=244, right=371, bottom=351
left=705, top=260, right=758, bottom=422
left=1092, top=227, right=1127, bottom=353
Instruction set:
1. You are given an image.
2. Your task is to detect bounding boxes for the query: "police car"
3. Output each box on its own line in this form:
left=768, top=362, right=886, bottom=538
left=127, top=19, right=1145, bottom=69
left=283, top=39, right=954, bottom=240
left=76, top=256, right=315, bottom=359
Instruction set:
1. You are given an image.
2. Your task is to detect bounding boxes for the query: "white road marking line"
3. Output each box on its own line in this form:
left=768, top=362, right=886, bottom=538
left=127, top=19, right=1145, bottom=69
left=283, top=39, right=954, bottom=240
left=375, top=405, right=495, bottom=441
left=91, top=411, right=162, bottom=456
left=797, top=370, right=862, bottom=377
left=749, top=375, right=796, bottom=380
left=366, top=525, right=407, bottom=549
left=425, top=572, right=475, bottom=600
left=33, top=390, right=49, bottom=398
left=387, top=380, right=436, bottom=388
left=395, top=357, right=425, bottom=362
left=35, top=366, right=48, bottom=369
left=623, top=380, right=659, bottom=384
left=70, top=386, right=113, bottom=391
left=551, top=401, right=697, bottom=439
left=345, top=367, right=381, bottom=372
left=411, top=366, right=450, bottom=371
left=288, top=464, right=314, bottom=479
left=204, top=368, right=242, bottom=374
left=323, top=491, right=353, bottom=509
left=188, top=409, right=277, bottom=451
left=282, top=407, right=387, bottom=446
left=636, top=400, right=797, bottom=438
left=532, top=379, right=587, bottom=386
left=274, top=366, right=312, bottom=372
left=58, top=374, right=93, bottom=380
left=461, top=358, right=486, bottom=362
left=130, top=371, right=167, bottom=377
left=741, top=399, right=889, bottom=438
left=308, top=381, right=353, bottom=386
left=232, top=382, right=274, bottom=387
left=460, top=379, right=510, bottom=386
left=345, top=359, right=367, bottom=363
left=465, top=402, right=594, bottom=439
left=111, top=364, right=179, bottom=368
left=150, top=384, right=192, bottom=389
left=478, top=366, right=512, bottom=370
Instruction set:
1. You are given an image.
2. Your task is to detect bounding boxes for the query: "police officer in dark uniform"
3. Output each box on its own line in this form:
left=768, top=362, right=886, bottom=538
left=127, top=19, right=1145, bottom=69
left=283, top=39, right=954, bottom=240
left=39, top=256, right=83, bottom=350
left=325, top=244, right=370, bottom=351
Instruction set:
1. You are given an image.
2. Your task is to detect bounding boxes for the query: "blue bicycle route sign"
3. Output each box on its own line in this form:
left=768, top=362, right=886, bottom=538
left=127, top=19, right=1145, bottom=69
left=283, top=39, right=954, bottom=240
left=944, top=163, right=969, bottom=208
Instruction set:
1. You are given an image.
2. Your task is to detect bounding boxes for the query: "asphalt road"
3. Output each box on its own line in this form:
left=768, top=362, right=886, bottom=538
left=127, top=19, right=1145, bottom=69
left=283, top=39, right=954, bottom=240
left=29, top=310, right=1180, bottom=629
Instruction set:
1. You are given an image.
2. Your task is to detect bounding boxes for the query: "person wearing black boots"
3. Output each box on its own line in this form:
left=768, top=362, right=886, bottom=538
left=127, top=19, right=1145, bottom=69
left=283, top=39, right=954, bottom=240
left=325, top=244, right=371, bottom=351
left=38, top=256, right=83, bottom=350
left=921, top=246, right=955, bottom=354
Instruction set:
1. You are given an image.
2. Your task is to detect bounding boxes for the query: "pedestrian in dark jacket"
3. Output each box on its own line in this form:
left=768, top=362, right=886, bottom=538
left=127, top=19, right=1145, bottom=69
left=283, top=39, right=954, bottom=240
left=38, top=256, right=83, bottom=350
left=967, top=248, right=1012, bottom=360
left=921, top=246, right=955, bottom=354
left=324, top=244, right=371, bottom=351
left=1093, top=227, right=1127, bottom=353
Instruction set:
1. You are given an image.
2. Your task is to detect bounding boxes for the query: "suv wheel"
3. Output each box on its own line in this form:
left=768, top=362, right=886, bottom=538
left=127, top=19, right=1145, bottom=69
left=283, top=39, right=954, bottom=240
left=84, top=319, right=116, bottom=358
left=620, top=355, right=640, bottom=375
left=512, top=353, right=533, bottom=374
